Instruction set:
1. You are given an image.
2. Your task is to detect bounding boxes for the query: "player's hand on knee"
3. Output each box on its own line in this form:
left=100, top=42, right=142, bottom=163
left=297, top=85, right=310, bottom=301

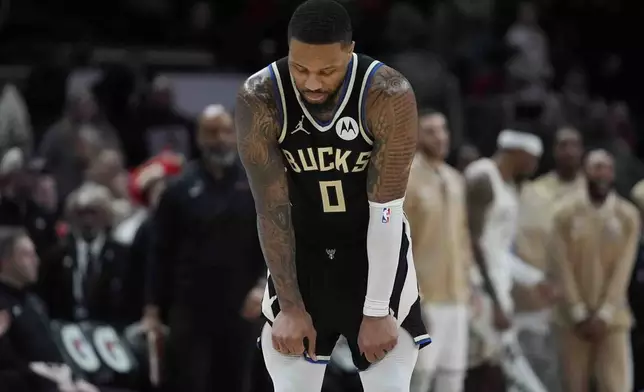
left=271, top=307, right=318, bottom=360
left=358, top=315, right=398, bottom=363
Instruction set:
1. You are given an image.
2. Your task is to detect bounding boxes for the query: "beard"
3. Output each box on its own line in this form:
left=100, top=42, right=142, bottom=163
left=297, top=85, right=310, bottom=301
left=202, top=146, right=237, bottom=168
left=300, top=86, right=342, bottom=117
left=587, top=179, right=612, bottom=201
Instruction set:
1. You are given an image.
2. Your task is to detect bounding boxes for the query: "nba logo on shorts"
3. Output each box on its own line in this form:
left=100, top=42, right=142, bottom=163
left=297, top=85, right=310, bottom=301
left=381, top=207, right=391, bottom=223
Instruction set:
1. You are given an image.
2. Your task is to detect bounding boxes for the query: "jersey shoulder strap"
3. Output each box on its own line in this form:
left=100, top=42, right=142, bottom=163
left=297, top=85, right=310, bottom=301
left=264, top=54, right=384, bottom=143
left=354, top=53, right=383, bottom=145
left=265, top=57, right=289, bottom=140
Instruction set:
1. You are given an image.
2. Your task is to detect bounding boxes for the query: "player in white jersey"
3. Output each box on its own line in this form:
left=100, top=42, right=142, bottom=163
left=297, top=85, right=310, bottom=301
left=464, top=130, right=552, bottom=392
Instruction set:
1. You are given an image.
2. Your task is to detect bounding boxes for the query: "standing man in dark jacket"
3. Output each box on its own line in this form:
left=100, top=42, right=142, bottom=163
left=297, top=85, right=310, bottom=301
left=145, top=105, right=266, bottom=392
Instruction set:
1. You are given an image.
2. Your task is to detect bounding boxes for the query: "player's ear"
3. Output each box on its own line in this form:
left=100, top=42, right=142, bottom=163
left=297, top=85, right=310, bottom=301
left=343, top=41, right=355, bottom=55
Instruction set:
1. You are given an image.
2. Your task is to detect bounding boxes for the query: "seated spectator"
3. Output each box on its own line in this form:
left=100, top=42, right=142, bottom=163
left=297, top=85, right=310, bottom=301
left=0, top=228, right=134, bottom=392
left=38, top=183, right=130, bottom=326
left=30, top=162, right=59, bottom=218
left=0, top=148, right=59, bottom=259
left=86, top=149, right=133, bottom=225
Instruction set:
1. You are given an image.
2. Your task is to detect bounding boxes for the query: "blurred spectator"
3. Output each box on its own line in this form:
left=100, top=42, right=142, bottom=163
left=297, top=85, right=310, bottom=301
left=505, top=1, right=553, bottom=111
left=583, top=101, right=644, bottom=197
left=606, top=101, right=635, bottom=147
left=132, top=76, right=196, bottom=166
left=595, top=54, right=627, bottom=102
left=454, top=143, right=481, bottom=172
left=38, top=183, right=131, bottom=326
left=551, top=150, right=639, bottom=392
left=0, top=228, right=129, bottom=392
left=22, top=64, right=69, bottom=147
left=121, top=152, right=184, bottom=327
left=39, top=91, right=121, bottom=201
left=0, top=148, right=59, bottom=258
left=113, top=151, right=184, bottom=246
left=0, top=83, right=33, bottom=159
left=548, top=67, right=591, bottom=131
left=384, top=3, right=465, bottom=145
left=86, top=149, right=133, bottom=225
left=91, top=65, right=139, bottom=167
left=145, top=105, right=264, bottom=392
left=30, top=161, right=59, bottom=217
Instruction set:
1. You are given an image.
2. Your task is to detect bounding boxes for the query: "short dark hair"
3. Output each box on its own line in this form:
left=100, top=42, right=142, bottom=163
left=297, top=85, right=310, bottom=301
left=288, top=0, right=353, bottom=46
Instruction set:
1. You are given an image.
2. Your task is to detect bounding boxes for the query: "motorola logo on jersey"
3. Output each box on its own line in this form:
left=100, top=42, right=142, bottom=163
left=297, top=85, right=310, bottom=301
left=335, top=117, right=359, bottom=141
left=282, top=147, right=371, bottom=174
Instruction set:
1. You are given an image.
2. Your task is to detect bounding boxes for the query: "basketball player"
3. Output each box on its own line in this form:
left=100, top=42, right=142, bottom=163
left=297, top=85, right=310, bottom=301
left=464, top=129, right=550, bottom=392
left=235, top=0, right=430, bottom=391
left=406, top=110, right=471, bottom=392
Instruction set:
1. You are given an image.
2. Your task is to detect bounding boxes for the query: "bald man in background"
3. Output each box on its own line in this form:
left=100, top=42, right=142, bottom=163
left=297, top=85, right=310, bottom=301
left=512, top=127, right=585, bottom=391
left=406, top=110, right=472, bottom=392
left=551, top=150, right=639, bottom=392
left=146, top=105, right=266, bottom=392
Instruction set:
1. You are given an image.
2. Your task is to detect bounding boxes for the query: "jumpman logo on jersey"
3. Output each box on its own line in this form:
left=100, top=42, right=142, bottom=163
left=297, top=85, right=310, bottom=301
left=292, top=116, right=310, bottom=135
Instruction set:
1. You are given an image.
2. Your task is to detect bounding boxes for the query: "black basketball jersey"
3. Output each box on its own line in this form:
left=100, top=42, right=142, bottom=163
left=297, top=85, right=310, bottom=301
left=267, top=53, right=383, bottom=247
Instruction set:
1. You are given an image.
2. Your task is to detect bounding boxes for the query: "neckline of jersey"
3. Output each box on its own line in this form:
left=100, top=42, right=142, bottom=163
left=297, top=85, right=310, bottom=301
left=289, top=52, right=358, bottom=133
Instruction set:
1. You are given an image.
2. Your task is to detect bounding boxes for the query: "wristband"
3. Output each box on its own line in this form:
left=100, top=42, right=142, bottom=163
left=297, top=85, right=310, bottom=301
left=363, top=297, right=390, bottom=317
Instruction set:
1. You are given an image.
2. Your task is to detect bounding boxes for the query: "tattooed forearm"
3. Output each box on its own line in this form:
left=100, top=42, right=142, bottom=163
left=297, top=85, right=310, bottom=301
left=235, top=71, right=303, bottom=311
left=365, top=66, right=418, bottom=203
left=465, top=174, right=501, bottom=308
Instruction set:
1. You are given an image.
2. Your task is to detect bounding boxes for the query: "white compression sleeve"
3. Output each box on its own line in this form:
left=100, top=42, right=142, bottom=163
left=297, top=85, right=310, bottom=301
left=363, top=198, right=405, bottom=317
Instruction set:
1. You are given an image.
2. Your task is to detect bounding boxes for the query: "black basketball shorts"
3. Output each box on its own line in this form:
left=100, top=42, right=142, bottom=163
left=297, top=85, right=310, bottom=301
left=260, top=237, right=431, bottom=371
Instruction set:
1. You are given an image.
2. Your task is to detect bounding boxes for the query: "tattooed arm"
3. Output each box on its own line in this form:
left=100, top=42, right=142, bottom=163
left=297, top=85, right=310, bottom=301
left=465, top=173, right=502, bottom=311
left=365, top=66, right=418, bottom=203
left=235, top=70, right=303, bottom=312
left=361, top=66, right=418, bottom=317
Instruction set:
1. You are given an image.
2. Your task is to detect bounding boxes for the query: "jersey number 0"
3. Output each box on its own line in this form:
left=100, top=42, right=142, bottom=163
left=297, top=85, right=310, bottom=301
left=319, top=180, right=346, bottom=213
